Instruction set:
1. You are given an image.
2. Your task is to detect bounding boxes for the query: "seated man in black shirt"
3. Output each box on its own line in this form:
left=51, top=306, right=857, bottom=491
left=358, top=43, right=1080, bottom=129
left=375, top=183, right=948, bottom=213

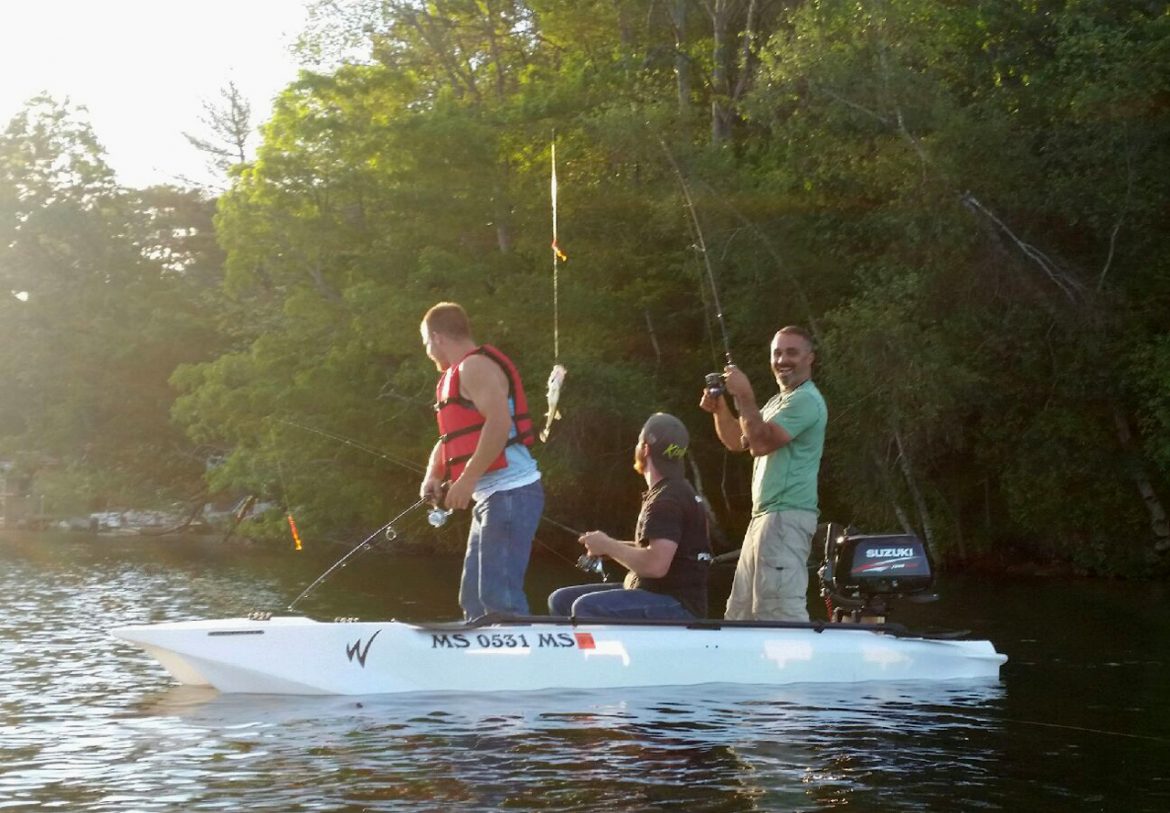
left=548, top=413, right=711, bottom=619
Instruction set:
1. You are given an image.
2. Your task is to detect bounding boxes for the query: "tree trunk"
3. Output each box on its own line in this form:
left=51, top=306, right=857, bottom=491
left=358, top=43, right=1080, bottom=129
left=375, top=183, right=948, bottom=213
left=893, top=430, right=934, bottom=549
left=709, top=1, right=732, bottom=144
left=644, top=309, right=662, bottom=369
left=1112, top=405, right=1170, bottom=552
left=493, top=179, right=512, bottom=254
left=670, top=0, right=691, bottom=115
left=872, top=449, right=914, bottom=535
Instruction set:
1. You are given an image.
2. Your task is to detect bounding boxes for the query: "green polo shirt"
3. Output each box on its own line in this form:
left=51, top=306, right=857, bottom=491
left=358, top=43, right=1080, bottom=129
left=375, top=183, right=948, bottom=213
left=751, top=379, right=827, bottom=516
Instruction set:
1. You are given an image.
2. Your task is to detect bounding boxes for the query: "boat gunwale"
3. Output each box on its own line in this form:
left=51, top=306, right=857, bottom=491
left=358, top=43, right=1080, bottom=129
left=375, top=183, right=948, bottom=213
left=325, top=613, right=976, bottom=641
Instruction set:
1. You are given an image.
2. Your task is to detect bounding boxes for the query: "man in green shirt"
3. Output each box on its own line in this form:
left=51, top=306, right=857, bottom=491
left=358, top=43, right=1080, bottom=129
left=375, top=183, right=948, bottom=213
left=700, top=326, right=828, bottom=621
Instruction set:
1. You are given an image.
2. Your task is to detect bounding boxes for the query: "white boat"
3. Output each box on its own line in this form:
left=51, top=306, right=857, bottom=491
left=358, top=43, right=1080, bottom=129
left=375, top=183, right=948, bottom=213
left=112, top=529, right=1007, bottom=696
left=111, top=614, right=1007, bottom=696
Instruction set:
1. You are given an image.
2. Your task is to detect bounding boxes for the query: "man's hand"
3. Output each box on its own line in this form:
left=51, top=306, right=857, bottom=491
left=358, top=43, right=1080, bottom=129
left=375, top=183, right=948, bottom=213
left=722, top=365, right=753, bottom=400
left=699, top=387, right=722, bottom=414
left=444, top=474, right=476, bottom=511
left=580, top=532, right=677, bottom=578
left=705, top=366, right=750, bottom=452
left=420, top=475, right=444, bottom=505
left=579, top=530, right=615, bottom=558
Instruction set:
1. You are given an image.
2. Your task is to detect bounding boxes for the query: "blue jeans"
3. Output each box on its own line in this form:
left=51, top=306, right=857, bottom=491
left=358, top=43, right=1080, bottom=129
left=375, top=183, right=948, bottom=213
left=547, top=583, right=694, bottom=620
left=460, top=480, right=544, bottom=620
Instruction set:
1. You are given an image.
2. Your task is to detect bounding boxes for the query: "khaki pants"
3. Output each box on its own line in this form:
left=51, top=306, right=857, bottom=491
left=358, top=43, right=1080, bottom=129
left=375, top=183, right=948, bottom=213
left=725, top=510, right=817, bottom=622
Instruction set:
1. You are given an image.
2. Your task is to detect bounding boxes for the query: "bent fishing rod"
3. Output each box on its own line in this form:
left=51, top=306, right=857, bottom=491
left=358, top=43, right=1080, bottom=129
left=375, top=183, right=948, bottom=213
left=286, top=493, right=599, bottom=613
left=659, top=139, right=734, bottom=368
left=288, top=497, right=429, bottom=612
left=280, top=417, right=590, bottom=553
left=658, top=140, right=743, bottom=417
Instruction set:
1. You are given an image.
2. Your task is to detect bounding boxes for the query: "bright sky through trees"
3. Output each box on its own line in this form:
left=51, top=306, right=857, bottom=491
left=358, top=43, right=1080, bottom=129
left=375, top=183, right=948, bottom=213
left=0, top=0, right=309, bottom=189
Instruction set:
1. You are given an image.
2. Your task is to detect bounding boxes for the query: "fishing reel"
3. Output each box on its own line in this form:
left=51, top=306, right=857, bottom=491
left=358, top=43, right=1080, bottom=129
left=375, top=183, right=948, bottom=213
left=576, top=554, right=608, bottom=581
left=382, top=505, right=449, bottom=543
left=704, top=370, right=738, bottom=417
left=704, top=372, right=726, bottom=399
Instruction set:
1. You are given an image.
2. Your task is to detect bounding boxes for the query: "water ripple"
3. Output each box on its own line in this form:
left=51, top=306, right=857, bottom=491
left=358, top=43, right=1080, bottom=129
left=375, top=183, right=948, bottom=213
left=3, top=533, right=1169, bottom=811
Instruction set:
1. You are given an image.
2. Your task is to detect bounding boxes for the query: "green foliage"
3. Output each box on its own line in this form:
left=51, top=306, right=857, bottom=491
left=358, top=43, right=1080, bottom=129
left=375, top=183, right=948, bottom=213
left=739, top=0, right=1170, bottom=566
left=6, top=4, right=1170, bottom=575
left=0, top=97, right=223, bottom=512
left=175, top=0, right=1170, bottom=570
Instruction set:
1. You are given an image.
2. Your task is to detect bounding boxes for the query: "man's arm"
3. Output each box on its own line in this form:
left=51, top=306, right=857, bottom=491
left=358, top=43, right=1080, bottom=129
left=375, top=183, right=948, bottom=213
left=444, top=354, right=511, bottom=510
left=722, top=366, right=791, bottom=457
left=420, top=439, right=445, bottom=503
left=700, top=388, right=748, bottom=452
left=579, top=532, right=678, bottom=579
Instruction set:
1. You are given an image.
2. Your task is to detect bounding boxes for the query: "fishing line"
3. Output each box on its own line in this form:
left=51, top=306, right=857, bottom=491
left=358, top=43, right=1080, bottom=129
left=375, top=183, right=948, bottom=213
left=659, top=139, right=734, bottom=366
left=1000, top=717, right=1170, bottom=744
left=276, top=459, right=303, bottom=551
left=541, top=134, right=569, bottom=443
left=551, top=134, right=564, bottom=363
left=276, top=417, right=586, bottom=566
left=287, top=497, right=427, bottom=612
left=658, top=140, right=740, bottom=543
left=275, top=416, right=425, bottom=475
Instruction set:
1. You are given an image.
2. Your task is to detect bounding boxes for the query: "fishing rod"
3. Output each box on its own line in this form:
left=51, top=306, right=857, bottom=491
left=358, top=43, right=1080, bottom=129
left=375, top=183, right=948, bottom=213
left=276, top=416, right=594, bottom=564
left=659, top=139, right=734, bottom=367
left=275, top=412, right=618, bottom=583
left=658, top=140, right=740, bottom=412
left=535, top=514, right=610, bottom=581
left=287, top=497, right=429, bottom=612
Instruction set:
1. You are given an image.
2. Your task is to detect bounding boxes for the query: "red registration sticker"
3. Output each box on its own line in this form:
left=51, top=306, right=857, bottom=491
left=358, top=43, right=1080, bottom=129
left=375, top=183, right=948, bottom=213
left=574, top=632, right=595, bottom=649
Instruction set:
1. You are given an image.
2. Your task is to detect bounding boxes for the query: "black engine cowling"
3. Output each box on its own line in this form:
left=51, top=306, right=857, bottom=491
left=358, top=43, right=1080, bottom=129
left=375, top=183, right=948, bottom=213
left=820, top=529, right=936, bottom=622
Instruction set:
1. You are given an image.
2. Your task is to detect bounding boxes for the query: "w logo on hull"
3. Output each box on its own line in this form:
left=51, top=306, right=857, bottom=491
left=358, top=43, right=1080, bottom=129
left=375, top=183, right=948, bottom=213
left=345, top=629, right=381, bottom=668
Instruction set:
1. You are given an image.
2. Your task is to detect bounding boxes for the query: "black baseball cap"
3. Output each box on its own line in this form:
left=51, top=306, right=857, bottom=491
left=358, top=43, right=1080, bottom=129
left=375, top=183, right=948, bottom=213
left=640, top=413, right=690, bottom=478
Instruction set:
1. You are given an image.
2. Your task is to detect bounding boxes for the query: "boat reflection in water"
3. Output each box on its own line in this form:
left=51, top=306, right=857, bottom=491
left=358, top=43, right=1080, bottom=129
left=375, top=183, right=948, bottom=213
left=131, top=677, right=1006, bottom=811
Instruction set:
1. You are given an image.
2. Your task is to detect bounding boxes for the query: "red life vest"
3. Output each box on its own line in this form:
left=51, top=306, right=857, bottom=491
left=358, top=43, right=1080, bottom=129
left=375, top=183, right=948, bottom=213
left=434, top=344, right=535, bottom=480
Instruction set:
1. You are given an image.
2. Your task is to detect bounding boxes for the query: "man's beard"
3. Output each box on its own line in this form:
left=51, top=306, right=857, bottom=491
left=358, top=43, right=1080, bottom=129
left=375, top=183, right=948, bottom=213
left=633, top=444, right=647, bottom=475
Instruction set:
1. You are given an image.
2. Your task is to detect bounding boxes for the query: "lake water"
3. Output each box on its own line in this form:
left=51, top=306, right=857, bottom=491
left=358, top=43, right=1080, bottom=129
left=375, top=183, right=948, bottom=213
left=1, top=530, right=1168, bottom=811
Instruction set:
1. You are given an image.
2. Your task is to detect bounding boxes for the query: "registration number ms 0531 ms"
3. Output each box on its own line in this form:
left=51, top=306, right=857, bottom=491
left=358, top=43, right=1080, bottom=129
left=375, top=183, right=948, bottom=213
left=429, top=631, right=580, bottom=650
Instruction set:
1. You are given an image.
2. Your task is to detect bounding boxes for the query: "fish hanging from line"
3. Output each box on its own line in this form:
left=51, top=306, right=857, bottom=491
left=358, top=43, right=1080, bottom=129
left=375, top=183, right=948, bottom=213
left=540, top=363, right=567, bottom=442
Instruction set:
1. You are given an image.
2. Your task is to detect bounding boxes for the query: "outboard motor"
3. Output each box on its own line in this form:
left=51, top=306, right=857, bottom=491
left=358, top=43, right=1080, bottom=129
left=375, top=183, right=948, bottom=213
left=819, top=527, right=937, bottom=624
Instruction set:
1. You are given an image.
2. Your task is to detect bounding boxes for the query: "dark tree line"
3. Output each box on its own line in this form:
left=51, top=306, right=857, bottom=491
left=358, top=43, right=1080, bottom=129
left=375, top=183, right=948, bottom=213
left=3, top=1, right=1168, bottom=575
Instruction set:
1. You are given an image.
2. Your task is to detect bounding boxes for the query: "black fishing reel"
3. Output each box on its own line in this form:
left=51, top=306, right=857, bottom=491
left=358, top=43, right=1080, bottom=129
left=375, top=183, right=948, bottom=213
left=705, top=371, right=739, bottom=417
left=704, top=372, right=726, bottom=399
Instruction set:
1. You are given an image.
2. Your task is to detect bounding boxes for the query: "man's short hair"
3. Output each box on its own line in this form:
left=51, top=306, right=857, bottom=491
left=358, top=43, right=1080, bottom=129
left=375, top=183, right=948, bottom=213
left=422, top=302, right=471, bottom=339
left=777, top=325, right=815, bottom=351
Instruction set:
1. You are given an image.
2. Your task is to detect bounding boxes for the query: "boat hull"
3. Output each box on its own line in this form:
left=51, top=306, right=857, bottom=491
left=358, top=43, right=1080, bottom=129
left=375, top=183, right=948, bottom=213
left=111, top=616, right=1007, bottom=696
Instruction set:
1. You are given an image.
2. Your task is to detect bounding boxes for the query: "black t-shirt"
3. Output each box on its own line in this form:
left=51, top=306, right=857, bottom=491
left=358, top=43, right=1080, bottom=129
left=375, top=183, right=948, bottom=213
left=625, top=476, right=711, bottom=617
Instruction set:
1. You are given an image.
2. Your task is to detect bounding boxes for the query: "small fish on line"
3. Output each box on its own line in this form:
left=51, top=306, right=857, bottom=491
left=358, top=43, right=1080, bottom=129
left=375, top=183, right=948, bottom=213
left=540, top=364, right=567, bottom=442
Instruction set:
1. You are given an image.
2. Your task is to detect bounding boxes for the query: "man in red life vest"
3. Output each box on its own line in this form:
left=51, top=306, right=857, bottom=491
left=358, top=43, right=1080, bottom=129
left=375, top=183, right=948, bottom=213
left=420, top=302, right=544, bottom=620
